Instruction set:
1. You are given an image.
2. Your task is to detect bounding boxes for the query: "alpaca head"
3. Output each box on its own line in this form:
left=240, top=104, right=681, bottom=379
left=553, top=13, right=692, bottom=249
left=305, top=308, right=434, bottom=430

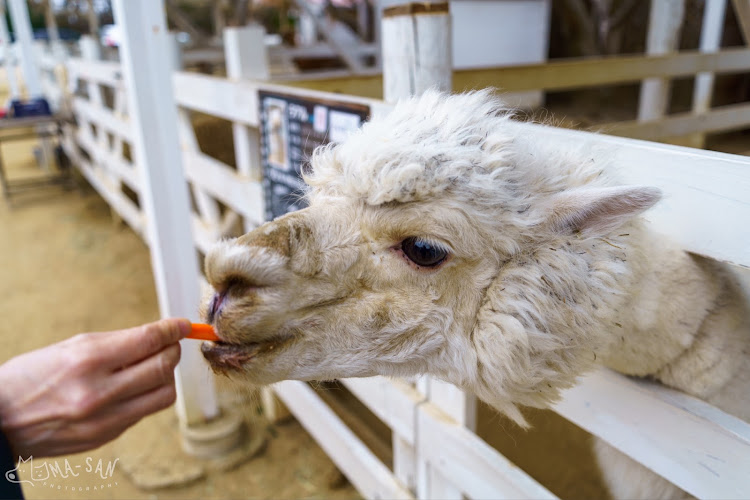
left=201, top=90, right=661, bottom=424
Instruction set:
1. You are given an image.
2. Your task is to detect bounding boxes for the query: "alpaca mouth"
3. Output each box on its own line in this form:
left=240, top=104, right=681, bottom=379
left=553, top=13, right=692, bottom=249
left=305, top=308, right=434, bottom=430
left=200, top=336, right=292, bottom=373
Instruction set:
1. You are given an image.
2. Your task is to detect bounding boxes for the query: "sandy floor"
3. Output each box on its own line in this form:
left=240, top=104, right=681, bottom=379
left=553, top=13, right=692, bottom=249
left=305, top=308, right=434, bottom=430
left=0, top=130, right=359, bottom=499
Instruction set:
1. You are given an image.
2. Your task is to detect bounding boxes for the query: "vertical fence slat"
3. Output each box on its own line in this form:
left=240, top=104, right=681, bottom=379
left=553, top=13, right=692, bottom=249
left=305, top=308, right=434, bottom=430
left=638, top=0, right=686, bottom=121
left=687, top=0, right=728, bottom=148
left=112, top=0, right=221, bottom=430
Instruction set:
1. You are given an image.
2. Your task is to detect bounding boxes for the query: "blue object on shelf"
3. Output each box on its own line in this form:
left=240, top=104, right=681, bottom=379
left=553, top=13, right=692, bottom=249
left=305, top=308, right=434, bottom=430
left=10, top=97, right=52, bottom=118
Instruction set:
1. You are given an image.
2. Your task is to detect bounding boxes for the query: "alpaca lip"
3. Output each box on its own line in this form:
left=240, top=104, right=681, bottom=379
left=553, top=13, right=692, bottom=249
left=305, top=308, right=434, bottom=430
left=201, top=341, right=258, bottom=372
left=200, top=336, right=292, bottom=373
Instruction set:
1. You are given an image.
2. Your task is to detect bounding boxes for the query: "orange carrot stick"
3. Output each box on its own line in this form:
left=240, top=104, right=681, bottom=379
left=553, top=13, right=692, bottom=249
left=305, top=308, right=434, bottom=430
left=188, top=323, right=220, bottom=341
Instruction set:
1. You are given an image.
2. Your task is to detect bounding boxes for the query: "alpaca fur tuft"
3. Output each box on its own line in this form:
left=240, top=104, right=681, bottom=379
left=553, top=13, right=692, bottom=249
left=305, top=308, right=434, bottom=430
left=204, top=90, right=750, bottom=499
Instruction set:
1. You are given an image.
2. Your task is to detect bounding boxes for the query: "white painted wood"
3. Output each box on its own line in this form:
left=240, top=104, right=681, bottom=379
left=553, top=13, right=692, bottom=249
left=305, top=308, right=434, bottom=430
left=224, top=25, right=267, bottom=232
left=73, top=155, right=146, bottom=239
left=79, top=36, right=102, bottom=62
left=72, top=97, right=133, bottom=142
left=341, top=377, right=425, bottom=445
left=274, top=380, right=414, bottom=500
left=181, top=150, right=264, bottom=225
left=173, top=71, right=260, bottom=126
left=507, top=121, right=750, bottom=268
left=417, top=402, right=558, bottom=499
left=225, top=25, right=270, bottom=82
left=555, top=368, right=750, bottom=499
left=393, top=434, right=418, bottom=492
left=177, top=108, right=222, bottom=230
left=112, top=0, right=220, bottom=427
left=638, top=0, right=686, bottom=121
left=7, top=0, right=42, bottom=98
left=76, top=129, right=138, bottom=191
left=426, top=379, right=477, bottom=431
left=425, top=464, right=462, bottom=500
left=76, top=36, right=125, bottom=194
left=169, top=35, right=224, bottom=252
left=0, top=1, right=20, bottom=100
left=260, top=386, right=292, bottom=423
left=67, top=57, right=121, bottom=88
left=382, top=3, right=452, bottom=103
left=173, top=73, right=392, bottom=127
left=688, top=0, right=728, bottom=147
left=191, top=214, right=217, bottom=256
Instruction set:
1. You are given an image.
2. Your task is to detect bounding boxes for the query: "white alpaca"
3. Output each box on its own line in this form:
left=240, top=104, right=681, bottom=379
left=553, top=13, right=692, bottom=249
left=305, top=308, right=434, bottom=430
left=201, top=90, right=750, bottom=499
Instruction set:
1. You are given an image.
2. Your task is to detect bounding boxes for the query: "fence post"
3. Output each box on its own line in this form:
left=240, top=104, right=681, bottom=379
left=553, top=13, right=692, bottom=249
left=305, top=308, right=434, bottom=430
left=42, top=0, right=65, bottom=60
left=111, top=0, right=244, bottom=458
left=381, top=0, right=451, bottom=102
left=686, top=0, right=728, bottom=149
left=0, top=0, right=20, bottom=100
left=637, top=0, right=685, bottom=122
left=223, top=25, right=268, bottom=229
left=7, top=0, right=42, bottom=98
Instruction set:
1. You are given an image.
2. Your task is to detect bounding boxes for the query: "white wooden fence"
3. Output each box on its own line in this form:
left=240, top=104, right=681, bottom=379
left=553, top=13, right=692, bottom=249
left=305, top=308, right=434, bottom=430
left=49, top=35, right=750, bottom=498
left=6, top=1, right=736, bottom=495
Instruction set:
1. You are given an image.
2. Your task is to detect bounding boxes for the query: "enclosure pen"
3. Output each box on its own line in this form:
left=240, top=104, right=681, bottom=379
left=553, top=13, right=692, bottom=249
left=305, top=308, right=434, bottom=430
left=19, top=0, right=750, bottom=498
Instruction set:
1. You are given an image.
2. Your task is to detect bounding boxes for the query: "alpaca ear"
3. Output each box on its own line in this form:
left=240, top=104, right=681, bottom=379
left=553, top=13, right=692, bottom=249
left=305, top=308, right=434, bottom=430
left=545, top=186, right=661, bottom=237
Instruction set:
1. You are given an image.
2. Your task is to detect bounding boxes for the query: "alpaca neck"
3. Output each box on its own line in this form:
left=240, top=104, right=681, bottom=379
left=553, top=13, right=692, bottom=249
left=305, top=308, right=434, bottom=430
left=601, top=231, right=721, bottom=380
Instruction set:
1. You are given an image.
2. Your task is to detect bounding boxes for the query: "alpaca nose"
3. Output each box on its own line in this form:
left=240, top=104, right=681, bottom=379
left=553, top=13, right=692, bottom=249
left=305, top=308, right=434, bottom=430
left=205, top=222, right=296, bottom=293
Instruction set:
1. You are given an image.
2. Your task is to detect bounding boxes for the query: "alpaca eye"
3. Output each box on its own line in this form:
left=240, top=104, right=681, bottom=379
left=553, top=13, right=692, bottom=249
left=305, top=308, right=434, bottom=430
left=401, top=237, right=448, bottom=267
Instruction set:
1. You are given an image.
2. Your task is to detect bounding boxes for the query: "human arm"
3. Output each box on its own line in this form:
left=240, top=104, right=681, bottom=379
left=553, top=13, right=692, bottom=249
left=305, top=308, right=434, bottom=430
left=0, top=318, right=190, bottom=459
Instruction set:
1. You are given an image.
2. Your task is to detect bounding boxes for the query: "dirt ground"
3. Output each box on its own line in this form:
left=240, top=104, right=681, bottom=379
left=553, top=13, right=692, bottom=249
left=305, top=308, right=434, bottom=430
left=0, top=125, right=359, bottom=498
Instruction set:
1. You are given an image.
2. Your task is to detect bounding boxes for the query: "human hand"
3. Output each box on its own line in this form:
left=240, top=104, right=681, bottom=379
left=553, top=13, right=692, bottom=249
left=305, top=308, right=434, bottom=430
left=0, top=318, right=190, bottom=458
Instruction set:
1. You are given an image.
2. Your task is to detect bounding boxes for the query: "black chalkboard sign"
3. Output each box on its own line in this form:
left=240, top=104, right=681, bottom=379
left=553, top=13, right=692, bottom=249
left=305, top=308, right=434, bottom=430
left=258, top=90, right=370, bottom=221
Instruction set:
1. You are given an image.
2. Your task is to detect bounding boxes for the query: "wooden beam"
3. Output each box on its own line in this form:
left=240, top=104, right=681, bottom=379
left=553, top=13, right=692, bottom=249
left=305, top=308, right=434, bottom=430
left=274, top=380, right=414, bottom=500
left=181, top=149, right=264, bottom=224
left=603, top=101, right=750, bottom=140
left=555, top=368, right=750, bottom=499
left=280, top=47, right=750, bottom=98
left=417, top=402, right=557, bottom=499
left=638, top=0, right=686, bottom=121
left=459, top=48, right=750, bottom=93
left=686, top=0, right=728, bottom=148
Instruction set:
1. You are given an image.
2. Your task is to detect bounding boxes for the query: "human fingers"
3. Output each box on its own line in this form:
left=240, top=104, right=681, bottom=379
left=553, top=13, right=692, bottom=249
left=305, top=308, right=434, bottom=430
left=29, top=384, right=176, bottom=458
left=79, top=384, right=177, bottom=448
left=98, top=343, right=180, bottom=406
left=91, top=318, right=190, bottom=369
